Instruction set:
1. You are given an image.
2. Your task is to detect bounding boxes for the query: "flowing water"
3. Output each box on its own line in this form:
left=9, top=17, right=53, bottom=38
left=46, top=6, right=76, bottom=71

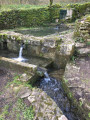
left=0, top=46, right=80, bottom=120
left=13, top=45, right=28, bottom=62
left=37, top=71, right=80, bottom=120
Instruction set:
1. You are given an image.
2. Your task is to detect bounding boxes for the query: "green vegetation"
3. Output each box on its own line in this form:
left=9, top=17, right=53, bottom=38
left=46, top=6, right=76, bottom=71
left=70, top=2, right=90, bottom=20
left=0, top=4, right=61, bottom=29
left=6, top=74, right=32, bottom=89
left=0, top=99, right=34, bottom=120
left=86, top=42, right=90, bottom=45
left=85, top=15, right=90, bottom=22
left=75, top=37, right=85, bottom=43
left=14, top=99, right=34, bottom=120
left=79, top=101, right=83, bottom=107
left=0, top=105, right=9, bottom=120
left=71, top=55, right=76, bottom=63
left=0, top=2, right=89, bottom=29
left=74, top=14, right=90, bottom=43
left=0, top=4, right=47, bottom=12
left=88, top=112, right=90, bottom=118
left=64, top=78, right=68, bottom=83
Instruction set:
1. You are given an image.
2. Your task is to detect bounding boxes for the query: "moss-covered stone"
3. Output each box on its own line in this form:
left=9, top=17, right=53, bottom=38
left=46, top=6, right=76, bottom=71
left=74, top=15, right=90, bottom=42
left=67, top=2, right=90, bottom=21
left=63, top=59, right=90, bottom=120
left=0, top=5, right=61, bottom=29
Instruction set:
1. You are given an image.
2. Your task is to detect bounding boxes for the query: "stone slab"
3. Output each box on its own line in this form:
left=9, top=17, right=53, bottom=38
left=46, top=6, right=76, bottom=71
left=63, top=57, right=90, bottom=119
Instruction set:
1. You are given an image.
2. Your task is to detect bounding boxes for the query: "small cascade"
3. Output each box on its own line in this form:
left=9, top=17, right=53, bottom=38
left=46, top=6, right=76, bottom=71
left=13, top=44, right=27, bottom=62
left=44, top=71, right=51, bottom=83
left=38, top=72, right=80, bottom=120
left=19, top=45, right=23, bottom=60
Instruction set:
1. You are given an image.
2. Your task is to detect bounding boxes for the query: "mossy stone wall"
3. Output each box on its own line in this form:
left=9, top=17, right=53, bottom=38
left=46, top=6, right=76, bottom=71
left=67, top=2, right=90, bottom=21
left=0, top=5, right=61, bottom=29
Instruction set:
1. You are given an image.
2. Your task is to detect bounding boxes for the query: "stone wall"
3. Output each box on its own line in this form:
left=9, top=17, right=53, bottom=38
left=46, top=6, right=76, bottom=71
left=0, top=31, right=75, bottom=68
left=74, top=15, right=90, bottom=42
left=0, top=56, right=39, bottom=84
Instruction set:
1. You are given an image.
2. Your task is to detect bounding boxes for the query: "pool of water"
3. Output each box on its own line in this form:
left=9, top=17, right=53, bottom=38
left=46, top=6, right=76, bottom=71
left=15, top=25, right=69, bottom=37
left=0, top=50, right=52, bottom=68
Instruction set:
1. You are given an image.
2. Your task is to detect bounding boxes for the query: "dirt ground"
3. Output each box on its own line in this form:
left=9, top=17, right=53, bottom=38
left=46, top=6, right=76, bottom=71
left=0, top=67, right=16, bottom=117
left=0, top=67, right=32, bottom=120
left=0, top=67, right=14, bottom=92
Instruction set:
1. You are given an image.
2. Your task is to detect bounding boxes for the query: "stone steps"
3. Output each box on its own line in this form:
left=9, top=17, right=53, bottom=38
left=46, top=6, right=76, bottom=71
left=77, top=47, right=90, bottom=56
left=75, top=42, right=90, bottom=56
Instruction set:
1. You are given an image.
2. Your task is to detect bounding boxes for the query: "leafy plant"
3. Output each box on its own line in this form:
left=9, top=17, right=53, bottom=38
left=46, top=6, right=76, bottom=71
left=79, top=101, right=83, bottom=107
left=6, top=74, right=32, bottom=89
left=86, top=42, right=90, bottom=45
left=69, top=92, right=72, bottom=98
left=75, top=37, right=84, bottom=43
left=64, top=79, right=68, bottom=83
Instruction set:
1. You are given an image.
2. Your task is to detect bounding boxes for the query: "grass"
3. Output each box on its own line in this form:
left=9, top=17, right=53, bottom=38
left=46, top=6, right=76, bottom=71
left=6, top=74, right=33, bottom=89
left=0, top=0, right=89, bottom=12
left=0, top=99, right=34, bottom=120
left=0, top=105, right=9, bottom=120
left=14, top=99, right=34, bottom=120
left=0, top=74, right=34, bottom=120
left=0, top=4, right=47, bottom=12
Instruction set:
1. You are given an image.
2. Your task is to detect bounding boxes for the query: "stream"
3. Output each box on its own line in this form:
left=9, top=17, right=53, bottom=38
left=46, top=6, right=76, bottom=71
left=37, top=71, right=80, bottom=120
left=0, top=48, right=80, bottom=120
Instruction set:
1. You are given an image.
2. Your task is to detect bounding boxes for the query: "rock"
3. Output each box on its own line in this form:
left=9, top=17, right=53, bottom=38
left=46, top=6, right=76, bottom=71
left=17, top=86, right=32, bottom=98
left=28, top=96, right=36, bottom=103
left=13, top=86, right=20, bottom=93
left=20, top=73, right=32, bottom=82
left=59, top=115, right=68, bottom=120
left=75, top=42, right=86, bottom=48
left=63, top=57, right=90, bottom=119
left=77, top=47, right=90, bottom=56
left=20, top=92, right=30, bottom=99
left=54, top=32, right=75, bottom=68
left=87, top=39, right=90, bottom=42
left=74, top=15, right=90, bottom=42
left=43, top=38, right=56, bottom=48
left=27, top=88, right=64, bottom=120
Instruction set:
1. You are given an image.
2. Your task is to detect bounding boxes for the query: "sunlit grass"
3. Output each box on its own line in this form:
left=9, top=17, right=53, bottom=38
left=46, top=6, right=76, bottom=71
left=0, top=4, right=47, bottom=12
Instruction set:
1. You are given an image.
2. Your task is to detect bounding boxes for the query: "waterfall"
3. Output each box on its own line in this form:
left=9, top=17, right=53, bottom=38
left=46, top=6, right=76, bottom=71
left=18, top=45, right=23, bottom=60
left=13, top=43, right=27, bottom=62
left=44, top=71, right=51, bottom=83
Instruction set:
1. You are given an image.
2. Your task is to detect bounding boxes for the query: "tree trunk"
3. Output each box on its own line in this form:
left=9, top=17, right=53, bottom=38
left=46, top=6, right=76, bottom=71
left=50, top=0, right=53, bottom=6
left=20, top=0, right=22, bottom=4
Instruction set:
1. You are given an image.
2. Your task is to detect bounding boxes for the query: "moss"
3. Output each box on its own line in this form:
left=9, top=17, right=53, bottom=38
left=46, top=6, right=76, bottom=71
left=37, top=112, right=43, bottom=117
left=62, top=77, right=89, bottom=119
left=0, top=4, right=61, bottom=29
left=74, top=14, right=90, bottom=43
left=86, top=42, right=90, bottom=45
left=0, top=33, right=8, bottom=42
left=44, top=101, right=52, bottom=106
left=67, top=2, right=90, bottom=21
left=85, top=16, right=90, bottom=22
left=14, top=36, right=21, bottom=41
left=0, top=105, right=9, bottom=120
